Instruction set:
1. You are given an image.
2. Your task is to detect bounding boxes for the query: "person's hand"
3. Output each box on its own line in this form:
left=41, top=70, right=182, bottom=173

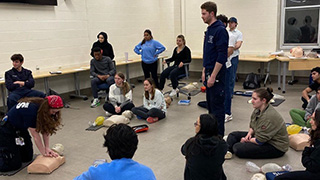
left=207, top=75, right=216, bottom=88
left=201, top=72, right=205, bottom=84
left=44, top=148, right=58, bottom=157
left=115, top=107, right=121, bottom=113
left=244, top=134, right=252, bottom=141
left=14, top=81, right=25, bottom=87
left=97, top=75, right=104, bottom=81
left=162, top=60, right=167, bottom=65
left=240, top=137, right=247, bottom=143
left=178, top=62, right=183, bottom=68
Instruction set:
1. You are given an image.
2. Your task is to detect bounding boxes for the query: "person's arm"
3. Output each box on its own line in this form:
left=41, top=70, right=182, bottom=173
left=207, top=62, right=223, bottom=87
left=42, top=133, right=58, bottom=157
left=24, top=71, right=35, bottom=89
left=108, top=44, right=115, bottom=60
left=108, top=85, right=118, bottom=107
left=182, top=47, right=192, bottom=64
left=302, top=87, right=313, bottom=102
left=234, top=41, right=243, bottom=50
left=5, top=71, right=19, bottom=91
left=143, top=94, right=150, bottom=109
left=149, top=91, right=165, bottom=109
left=90, top=60, right=98, bottom=78
left=202, top=67, right=205, bottom=83
left=305, top=95, right=317, bottom=120
left=228, top=47, right=234, bottom=57
left=154, top=41, right=166, bottom=55
left=107, top=59, right=116, bottom=76
left=29, top=128, right=46, bottom=156
left=134, top=43, right=142, bottom=55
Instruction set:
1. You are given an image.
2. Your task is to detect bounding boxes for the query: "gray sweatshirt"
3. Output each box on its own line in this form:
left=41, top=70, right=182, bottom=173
left=305, top=94, right=320, bottom=120
left=90, top=56, right=115, bottom=78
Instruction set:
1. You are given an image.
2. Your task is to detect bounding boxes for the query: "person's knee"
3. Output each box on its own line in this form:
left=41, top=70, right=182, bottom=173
left=106, top=76, right=115, bottom=85
left=233, top=143, right=247, bottom=158
left=91, top=78, right=99, bottom=86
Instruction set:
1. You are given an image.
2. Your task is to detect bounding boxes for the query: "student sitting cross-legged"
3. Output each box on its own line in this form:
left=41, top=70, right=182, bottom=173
left=74, top=123, right=156, bottom=180
left=275, top=108, right=320, bottom=180
left=103, top=72, right=135, bottom=116
left=226, top=88, right=289, bottom=159
left=131, top=78, right=166, bottom=124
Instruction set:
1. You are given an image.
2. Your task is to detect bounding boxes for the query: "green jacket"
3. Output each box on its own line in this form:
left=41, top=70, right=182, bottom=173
left=250, top=104, right=289, bottom=153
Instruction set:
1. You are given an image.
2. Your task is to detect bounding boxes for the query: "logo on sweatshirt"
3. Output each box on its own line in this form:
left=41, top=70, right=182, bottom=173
left=208, top=35, right=214, bottom=43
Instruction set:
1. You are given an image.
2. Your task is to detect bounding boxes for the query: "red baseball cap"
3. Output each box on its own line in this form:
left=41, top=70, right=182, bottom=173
left=45, top=95, right=64, bottom=109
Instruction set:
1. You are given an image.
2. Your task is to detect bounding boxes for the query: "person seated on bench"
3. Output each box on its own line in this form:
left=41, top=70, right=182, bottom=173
left=5, top=54, right=45, bottom=111
left=226, top=88, right=289, bottom=159
left=90, top=31, right=115, bottom=60
left=90, top=47, right=115, bottom=108
left=290, top=87, right=320, bottom=128
left=275, top=108, right=320, bottom=180
left=0, top=95, right=63, bottom=172
left=103, top=72, right=135, bottom=116
left=132, top=78, right=166, bottom=124
left=181, top=114, right=227, bottom=180
left=158, top=34, right=191, bottom=97
left=302, top=67, right=320, bottom=109
left=74, top=123, right=156, bottom=180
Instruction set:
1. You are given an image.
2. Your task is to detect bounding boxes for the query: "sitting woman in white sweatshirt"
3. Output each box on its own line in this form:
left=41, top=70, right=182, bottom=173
left=132, top=78, right=166, bottom=123
left=103, top=72, right=135, bottom=115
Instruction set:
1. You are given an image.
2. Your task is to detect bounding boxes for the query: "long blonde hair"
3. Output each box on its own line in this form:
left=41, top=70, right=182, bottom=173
left=18, top=97, right=62, bottom=135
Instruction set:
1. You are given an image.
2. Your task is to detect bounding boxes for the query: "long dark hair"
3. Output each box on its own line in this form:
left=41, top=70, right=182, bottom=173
left=141, top=29, right=153, bottom=45
left=116, top=72, right=130, bottom=96
left=310, top=108, right=320, bottom=146
left=97, top=31, right=108, bottom=44
left=185, top=114, right=220, bottom=159
left=144, top=78, right=156, bottom=100
left=254, top=87, right=274, bottom=103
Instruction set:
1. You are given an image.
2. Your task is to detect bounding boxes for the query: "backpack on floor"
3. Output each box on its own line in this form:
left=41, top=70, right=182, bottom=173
left=243, top=73, right=261, bottom=89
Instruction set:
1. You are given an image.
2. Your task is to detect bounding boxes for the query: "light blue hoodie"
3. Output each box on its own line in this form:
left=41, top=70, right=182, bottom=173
left=134, top=39, right=165, bottom=64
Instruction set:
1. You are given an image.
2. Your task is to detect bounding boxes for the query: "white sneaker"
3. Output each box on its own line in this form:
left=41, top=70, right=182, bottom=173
left=225, top=151, right=232, bottom=160
left=105, top=111, right=112, bottom=117
left=225, top=114, right=233, bottom=123
left=91, top=98, right=100, bottom=108
left=169, top=89, right=178, bottom=97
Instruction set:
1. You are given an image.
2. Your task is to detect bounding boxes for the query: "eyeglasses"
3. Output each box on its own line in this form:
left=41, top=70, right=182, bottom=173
left=194, top=121, right=200, bottom=127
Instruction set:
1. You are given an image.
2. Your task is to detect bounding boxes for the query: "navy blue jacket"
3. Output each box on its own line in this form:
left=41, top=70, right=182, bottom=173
left=5, top=67, right=35, bottom=92
left=203, top=20, right=228, bottom=70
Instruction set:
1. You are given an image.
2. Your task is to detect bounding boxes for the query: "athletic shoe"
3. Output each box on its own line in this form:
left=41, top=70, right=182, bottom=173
left=169, top=89, right=178, bottom=97
left=225, top=151, right=232, bottom=160
left=91, top=98, right=100, bottom=108
left=225, top=114, right=233, bottom=123
left=146, top=117, right=159, bottom=124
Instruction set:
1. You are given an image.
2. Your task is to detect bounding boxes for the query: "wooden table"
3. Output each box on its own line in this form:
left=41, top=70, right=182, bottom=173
left=192, top=54, right=276, bottom=86
left=276, top=56, right=320, bottom=93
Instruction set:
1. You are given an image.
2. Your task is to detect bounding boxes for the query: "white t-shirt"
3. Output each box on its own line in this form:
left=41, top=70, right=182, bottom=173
left=226, top=33, right=236, bottom=68
left=228, top=29, right=243, bottom=59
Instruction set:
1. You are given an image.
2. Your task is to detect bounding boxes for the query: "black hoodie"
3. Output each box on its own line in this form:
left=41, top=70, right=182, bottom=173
left=181, top=135, right=227, bottom=180
left=90, top=32, right=115, bottom=60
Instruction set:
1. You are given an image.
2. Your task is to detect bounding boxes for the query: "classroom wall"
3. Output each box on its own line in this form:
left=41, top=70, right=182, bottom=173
left=0, top=0, right=179, bottom=97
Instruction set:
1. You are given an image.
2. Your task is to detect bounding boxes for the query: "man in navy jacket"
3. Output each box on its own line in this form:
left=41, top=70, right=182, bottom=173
left=201, top=1, right=228, bottom=136
left=5, top=54, right=45, bottom=111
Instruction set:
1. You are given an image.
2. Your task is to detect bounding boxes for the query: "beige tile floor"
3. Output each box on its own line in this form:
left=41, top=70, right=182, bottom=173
left=1, top=76, right=309, bottom=180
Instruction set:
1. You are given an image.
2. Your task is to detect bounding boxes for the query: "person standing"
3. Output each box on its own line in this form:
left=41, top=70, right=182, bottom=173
left=90, top=32, right=115, bottom=60
left=225, top=16, right=243, bottom=122
left=302, top=67, right=320, bottom=109
left=200, top=1, right=228, bottom=136
left=134, top=29, right=166, bottom=88
left=5, top=54, right=45, bottom=111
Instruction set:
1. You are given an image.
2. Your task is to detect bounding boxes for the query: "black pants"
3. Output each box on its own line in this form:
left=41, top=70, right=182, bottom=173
left=0, top=122, right=33, bottom=172
left=159, top=66, right=185, bottom=90
left=131, top=106, right=165, bottom=120
left=103, top=102, right=135, bottom=115
left=141, top=61, right=159, bottom=88
left=227, top=131, right=285, bottom=159
left=7, top=89, right=45, bottom=111
left=274, top=170, right=320, bottom=180
left=205, top=68, right=225, bottom=136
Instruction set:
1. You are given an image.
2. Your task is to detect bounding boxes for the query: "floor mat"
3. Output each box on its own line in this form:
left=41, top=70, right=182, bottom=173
left=0, top=154, right=37, bottom=176
left=271, top=99, right=285, bottom=107
left=85, top=125, right=104, bottom=131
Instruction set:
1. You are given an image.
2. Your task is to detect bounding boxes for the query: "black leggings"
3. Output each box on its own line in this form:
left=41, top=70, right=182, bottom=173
left=0, top=122, right=33, bottom=172
left=141, top=61, right=159, bottom=88
left=131, top=106, right=165, bottom=120
left=227, top=131, right=285, bottom=159
left=103, top=102, right=135, bottom=115
left=274, top=170, right=320, bottom=180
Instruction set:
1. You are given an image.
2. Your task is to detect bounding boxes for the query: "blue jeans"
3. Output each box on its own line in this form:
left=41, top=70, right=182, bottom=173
left=7, top=89, right=45, bottom=111
left=230, top=56, right=239, bottom=96
left=205, top=68, right=225, bottom=136
left=224, top=66, right=232, bottom=115
left=91, top=76, right=115, bottom=98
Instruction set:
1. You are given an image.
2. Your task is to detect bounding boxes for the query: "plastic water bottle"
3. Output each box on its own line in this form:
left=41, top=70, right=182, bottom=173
left=246, top=161, right=261, bottom=173
left=282, top=164, right=293, bottom=171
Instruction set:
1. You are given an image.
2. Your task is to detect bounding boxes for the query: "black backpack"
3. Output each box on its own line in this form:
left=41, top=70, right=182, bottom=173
left=243, top=73, right=261, bottom=89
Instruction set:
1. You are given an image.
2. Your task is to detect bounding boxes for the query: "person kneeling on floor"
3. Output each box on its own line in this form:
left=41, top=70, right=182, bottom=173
left=132, top=78, right=166, bottom=124
left=74, top=124, right=156, bottom=180
left=226, top=88, right=289, bottom=159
